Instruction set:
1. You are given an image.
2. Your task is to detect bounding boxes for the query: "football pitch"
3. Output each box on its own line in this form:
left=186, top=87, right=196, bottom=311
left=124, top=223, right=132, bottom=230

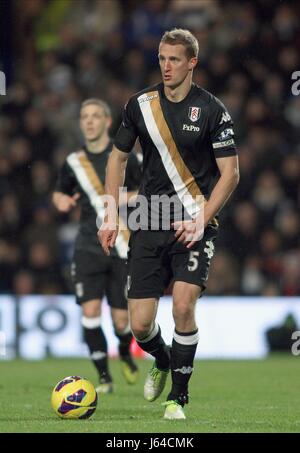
left=0, top=355, right=299, bottom=433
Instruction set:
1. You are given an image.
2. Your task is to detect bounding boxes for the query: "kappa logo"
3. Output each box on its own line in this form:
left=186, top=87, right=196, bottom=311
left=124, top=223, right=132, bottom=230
left=91, top=351, right=107, bottom=360
left=204, top=240, right=215, bottom=259
left=174, top=366, right=194, bottom=375
left=219, top=111, right=232, bottom=125
left=188, top=106, right=201, bottom=122
left=127, top=275, right=131, bottom=291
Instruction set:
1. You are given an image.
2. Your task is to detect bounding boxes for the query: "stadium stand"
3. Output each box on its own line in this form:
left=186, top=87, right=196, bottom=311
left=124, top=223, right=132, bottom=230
left=0, top=0, right=299, bottom=297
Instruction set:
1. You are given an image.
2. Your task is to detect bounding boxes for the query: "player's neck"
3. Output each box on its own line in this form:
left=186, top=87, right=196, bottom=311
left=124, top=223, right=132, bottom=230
left=85, top=135, right=110, bottom=154
left=164, top=74, right=193, bottom=103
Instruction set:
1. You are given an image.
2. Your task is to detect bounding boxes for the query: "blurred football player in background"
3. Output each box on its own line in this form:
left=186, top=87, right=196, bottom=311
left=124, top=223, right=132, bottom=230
left=53, top=98, right=141, bottom=393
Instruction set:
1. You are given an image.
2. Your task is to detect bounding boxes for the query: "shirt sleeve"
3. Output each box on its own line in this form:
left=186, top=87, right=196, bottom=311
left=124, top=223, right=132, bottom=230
left=114, top=97, right=138, bottom=153
left=54, top=161, right=78, bottom=195
left=209, top=96, right=237, bottom=158
left=124, top=151, right=142, bottom=191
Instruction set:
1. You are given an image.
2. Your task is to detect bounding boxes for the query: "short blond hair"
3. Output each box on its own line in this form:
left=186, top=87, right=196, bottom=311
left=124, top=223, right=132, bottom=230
left=81, top=98, right=111, bottom=117
left=160, top=28, right=199, bottom=59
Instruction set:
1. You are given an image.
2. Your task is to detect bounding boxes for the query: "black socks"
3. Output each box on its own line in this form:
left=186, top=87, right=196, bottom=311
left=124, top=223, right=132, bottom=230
left=167, top=328, right=199, bottom=405
left=82, top=316, right=111, bottom=382
left=114, top=329, right=133, bottom=358
left=136, top=323, right=170, bottom=370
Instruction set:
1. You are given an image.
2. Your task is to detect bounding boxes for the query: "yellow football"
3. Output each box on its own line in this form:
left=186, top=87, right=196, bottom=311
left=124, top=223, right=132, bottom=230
left=51, top=376, right=97, bottom=419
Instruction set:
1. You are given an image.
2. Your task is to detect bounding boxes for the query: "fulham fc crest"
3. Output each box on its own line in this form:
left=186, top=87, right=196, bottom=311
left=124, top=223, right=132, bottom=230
left=188, top=106, right=201, bottom=122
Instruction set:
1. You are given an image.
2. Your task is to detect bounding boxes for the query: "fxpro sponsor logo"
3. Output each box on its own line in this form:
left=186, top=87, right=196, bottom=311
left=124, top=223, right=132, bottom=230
left=0, top=71, right=6, bottom=95
left=182, top=123, right=200, bottom=132
left=291, top=71, right=300, bottom=95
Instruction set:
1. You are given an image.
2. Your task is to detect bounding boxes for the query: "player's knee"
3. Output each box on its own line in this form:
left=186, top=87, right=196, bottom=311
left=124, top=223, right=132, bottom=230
left=131, top=320, right=152, bottom=340
left=173, top=302, right=194, bottom=324
left=82, top=302, right=101, bottom=318
left=113, top=319, right=129, bottom=335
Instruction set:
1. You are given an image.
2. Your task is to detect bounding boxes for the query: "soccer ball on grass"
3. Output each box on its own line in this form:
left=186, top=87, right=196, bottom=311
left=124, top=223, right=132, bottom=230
left=51, top=375, right=97, bottom=419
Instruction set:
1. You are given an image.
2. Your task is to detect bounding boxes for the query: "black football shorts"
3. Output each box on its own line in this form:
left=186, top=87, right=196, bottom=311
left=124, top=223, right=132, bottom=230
left=127, top=225, right=218, bottom=299
left=71, top=250, right=128, bottom=308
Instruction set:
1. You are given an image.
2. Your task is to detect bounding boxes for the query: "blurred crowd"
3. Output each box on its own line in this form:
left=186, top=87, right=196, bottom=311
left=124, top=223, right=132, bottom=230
left=0, top=0, right=299, bottom=297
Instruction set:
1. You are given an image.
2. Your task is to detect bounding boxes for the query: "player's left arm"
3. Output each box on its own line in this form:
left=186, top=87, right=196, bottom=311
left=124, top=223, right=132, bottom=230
left=174, top=96, right=240, bottom=247
left=174, top=155, right=239, bottom=248
left=174, top=155, right=239, bottom=247
left=203, top=155, right=239, bottom=228
left=201, top=97, right=239, bottom=230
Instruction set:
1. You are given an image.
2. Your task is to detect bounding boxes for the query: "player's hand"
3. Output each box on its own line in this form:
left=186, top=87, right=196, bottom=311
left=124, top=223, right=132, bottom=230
left=172, top=216, right=205, bottom=249
left=55, top=193, right=80, bottom=213
left=98, top=219, right=119, bottom=256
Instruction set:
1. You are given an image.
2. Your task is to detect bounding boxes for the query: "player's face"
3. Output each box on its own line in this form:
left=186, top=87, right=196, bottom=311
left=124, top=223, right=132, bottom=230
left=158, top=43, right=197, bottom=89
left=80, top=104, right=111, bottom=142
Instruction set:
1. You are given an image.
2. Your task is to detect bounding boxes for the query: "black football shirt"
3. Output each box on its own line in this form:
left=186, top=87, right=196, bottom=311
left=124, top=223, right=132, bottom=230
left=55, top=142, right=141, bottom=256
left=114, top=82, right=237, bottom=228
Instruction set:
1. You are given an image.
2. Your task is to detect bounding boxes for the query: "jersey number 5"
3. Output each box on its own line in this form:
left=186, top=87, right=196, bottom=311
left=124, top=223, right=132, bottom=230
left=188, top=241, right=215, bottom=272
left=188, top=251, right=200, bottom=271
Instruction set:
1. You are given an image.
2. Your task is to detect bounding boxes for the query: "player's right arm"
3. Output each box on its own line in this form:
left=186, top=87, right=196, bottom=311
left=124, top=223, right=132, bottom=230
left=52, top=160, right=80, bottom=213
left=98, top=147, right=130, bottom=255
left=98, top=97, right=138, bottom=255
left=52, top=191, right=80, bottom=213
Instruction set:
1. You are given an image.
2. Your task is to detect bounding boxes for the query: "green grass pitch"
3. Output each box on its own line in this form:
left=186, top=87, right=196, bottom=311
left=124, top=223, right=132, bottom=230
left=0, top=355, right=299, bottom=433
